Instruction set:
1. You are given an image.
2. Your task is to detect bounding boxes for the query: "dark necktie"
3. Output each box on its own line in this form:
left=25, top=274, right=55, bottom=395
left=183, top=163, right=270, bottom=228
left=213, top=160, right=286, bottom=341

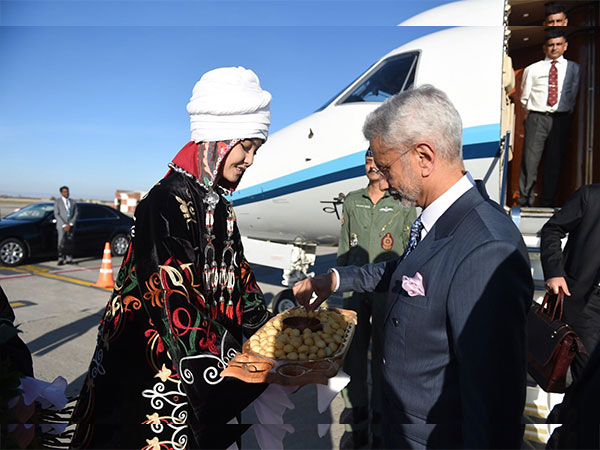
left=548, top=61, right=558, bottom=107
left=401, top=215, right=424, bottom=260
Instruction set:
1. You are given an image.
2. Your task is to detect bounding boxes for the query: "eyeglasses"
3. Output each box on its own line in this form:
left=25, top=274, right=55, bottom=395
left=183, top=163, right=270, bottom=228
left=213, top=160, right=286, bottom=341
left=371, top=147, right=413, bottom=179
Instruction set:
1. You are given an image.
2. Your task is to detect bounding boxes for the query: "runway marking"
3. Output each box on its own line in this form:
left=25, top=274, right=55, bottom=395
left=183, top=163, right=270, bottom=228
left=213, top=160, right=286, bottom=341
left=53, top=266, right=102, bottom=274
left=0, top=273, right=33, bottom=280
left=0, top=265, right=38, bottom=280
left=0, top=266, right=31, bottom=274
left=0, top=264, right=118, bottom=291
left=9, top=301, right=26, bottom=308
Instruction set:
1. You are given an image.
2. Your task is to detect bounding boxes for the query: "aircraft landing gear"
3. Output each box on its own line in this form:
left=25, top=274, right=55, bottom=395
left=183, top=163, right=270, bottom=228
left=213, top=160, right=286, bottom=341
left=281, top=243, right=316, bottom=286
left=272, top=289, right=298, bottom=314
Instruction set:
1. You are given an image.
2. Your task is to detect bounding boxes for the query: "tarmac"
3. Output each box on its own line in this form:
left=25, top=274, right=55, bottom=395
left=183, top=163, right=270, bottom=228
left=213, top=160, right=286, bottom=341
left=1, top=246, right=355, bottom=449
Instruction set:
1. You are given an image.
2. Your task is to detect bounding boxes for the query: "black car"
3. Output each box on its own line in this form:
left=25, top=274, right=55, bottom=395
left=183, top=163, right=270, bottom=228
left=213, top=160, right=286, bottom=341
left=0, top=202, right=133, bottom=266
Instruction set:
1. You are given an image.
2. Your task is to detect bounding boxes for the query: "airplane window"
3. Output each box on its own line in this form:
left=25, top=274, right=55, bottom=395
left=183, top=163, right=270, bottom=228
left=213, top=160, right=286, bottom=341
left=339, top=52, right=419, bottom=104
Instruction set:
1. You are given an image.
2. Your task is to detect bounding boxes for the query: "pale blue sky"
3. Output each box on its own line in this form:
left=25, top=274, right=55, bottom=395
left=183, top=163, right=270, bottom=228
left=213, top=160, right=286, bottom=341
left=0, top=1, right=449, bottom=200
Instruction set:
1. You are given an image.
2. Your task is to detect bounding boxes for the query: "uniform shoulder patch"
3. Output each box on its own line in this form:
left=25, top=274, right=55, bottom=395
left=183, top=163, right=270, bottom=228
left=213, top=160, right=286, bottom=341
left=350, top=233, right=359, bottom=247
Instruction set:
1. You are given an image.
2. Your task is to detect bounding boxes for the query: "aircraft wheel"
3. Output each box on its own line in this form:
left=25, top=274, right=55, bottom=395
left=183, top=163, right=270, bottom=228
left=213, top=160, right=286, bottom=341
left=272, top=289, right=298, bottom=314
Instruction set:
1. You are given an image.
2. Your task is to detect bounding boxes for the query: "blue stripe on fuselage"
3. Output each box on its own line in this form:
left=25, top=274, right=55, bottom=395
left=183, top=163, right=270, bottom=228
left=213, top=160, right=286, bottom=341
left=232, top=124, right=500, bottom=206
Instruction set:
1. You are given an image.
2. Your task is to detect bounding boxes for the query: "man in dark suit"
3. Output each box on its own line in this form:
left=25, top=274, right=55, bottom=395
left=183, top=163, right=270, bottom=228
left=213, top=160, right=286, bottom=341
left=294, top=85, right=533, bottom=449
left=53, top=185, right=78, bottom=265
left=550, top=340, right=600, bottom=449
left=541, top=184, right=600, bottom=381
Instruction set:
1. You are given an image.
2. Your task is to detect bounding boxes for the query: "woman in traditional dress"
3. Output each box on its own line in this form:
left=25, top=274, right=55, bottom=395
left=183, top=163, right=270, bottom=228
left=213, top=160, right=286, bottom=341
left=71, top=67, right=272, bottom=449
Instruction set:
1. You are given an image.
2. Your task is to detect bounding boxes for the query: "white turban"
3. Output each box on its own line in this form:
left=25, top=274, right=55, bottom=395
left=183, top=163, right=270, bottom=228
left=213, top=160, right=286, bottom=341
left=187, top=66, right=272, bottom=143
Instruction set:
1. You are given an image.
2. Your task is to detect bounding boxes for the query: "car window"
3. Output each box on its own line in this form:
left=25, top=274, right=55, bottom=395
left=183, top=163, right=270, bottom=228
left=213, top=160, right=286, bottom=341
left=78, top=204, right=118, bottom=220
left=5, top=203, right=54, bottom=220
left=339, top=51, right=419, bottom=104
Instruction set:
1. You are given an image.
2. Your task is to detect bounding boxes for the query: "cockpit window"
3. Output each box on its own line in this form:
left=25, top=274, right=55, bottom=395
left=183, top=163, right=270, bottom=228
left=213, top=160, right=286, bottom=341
left=314, top=62, right=376, bottom=112
left=339, top=51, right=419, bottom=104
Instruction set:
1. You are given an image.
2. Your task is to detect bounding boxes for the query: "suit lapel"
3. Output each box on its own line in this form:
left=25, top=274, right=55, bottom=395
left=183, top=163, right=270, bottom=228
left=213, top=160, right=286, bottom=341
left=384, top=183, right=488, bottom=322
left=566, top=61, right=575, bottom=84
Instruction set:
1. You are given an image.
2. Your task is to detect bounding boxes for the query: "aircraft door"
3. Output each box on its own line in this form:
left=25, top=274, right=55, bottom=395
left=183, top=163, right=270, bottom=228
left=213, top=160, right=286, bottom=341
left=507, top=1, right=599, bottom=207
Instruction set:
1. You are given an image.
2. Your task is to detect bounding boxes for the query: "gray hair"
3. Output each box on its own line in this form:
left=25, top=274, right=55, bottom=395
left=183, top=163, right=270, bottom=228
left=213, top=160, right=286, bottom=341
left=363, top=85, right=463, bottom=163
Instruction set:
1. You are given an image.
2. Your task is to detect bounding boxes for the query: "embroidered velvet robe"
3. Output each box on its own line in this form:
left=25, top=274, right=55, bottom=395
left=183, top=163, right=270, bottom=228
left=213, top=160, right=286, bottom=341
left=71, top=164, right=270, bottom=449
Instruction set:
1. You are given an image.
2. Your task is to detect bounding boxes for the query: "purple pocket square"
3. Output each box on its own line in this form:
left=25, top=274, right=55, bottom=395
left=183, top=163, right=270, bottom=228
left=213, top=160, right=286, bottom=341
left=401, top=272, right=425, bottom=296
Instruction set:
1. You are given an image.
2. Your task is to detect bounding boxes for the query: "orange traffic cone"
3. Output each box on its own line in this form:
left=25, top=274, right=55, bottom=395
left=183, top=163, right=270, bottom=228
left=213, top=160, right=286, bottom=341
left=93, top=242, right=114, bottom=289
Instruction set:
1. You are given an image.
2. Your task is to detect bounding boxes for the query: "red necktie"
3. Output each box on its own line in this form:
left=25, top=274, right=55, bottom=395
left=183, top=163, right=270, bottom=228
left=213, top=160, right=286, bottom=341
left=548, top=61, right=558, bottom=107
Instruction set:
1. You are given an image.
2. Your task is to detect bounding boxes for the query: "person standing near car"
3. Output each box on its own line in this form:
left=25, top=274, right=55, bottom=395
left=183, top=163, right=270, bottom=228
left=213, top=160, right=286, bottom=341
left=337, top=148, right=415, bottom=448
left=53, top=186, right=78, bottom=265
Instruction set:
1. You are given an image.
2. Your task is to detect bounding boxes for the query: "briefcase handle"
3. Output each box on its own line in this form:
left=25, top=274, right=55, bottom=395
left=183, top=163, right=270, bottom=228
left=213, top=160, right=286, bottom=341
left=540, top=290, right=565, bottom=322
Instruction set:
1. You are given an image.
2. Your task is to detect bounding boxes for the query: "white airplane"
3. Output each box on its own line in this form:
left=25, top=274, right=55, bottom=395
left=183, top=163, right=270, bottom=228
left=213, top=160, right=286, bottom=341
left=234, top=0, right=510, bottom=292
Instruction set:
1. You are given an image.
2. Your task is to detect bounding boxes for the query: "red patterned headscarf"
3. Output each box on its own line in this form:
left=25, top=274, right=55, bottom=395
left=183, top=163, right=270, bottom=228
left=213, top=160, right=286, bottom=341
left=170, top=140, right=243, bottom=192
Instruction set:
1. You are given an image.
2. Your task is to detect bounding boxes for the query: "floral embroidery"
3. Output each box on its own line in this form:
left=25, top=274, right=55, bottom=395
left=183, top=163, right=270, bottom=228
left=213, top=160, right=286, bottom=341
left=142, top=377, right=189, bottom=450
left=71, top=157, right=270, bottom=449
left=155, top=364, right=172, bottom=382
left=144, top=328, right=166, bottom=373
left=143, top=436, right=160, bottom=450
left=175, top=195, right=196, bottom=229
left=123, top=295, right=142, bottom=312
left=145, top=413, right=161, bottom=425
left=144, top=272, right=164, bottom=308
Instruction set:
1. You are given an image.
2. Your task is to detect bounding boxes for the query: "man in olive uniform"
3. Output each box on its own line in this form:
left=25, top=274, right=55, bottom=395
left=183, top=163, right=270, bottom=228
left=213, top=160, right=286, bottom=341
left=337, top=148, right=416, bottom=448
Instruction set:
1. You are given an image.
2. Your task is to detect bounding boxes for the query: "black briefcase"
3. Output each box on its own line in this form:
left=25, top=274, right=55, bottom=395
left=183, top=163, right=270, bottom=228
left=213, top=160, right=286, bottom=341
left=527, top=291, right=586, bottom=393
left=59, top=232, right=75, bottom=255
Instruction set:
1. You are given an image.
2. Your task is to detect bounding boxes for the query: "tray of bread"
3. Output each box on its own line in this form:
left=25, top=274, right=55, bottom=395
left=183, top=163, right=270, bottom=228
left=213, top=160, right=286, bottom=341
left=221, top=306, right=357, bottom=385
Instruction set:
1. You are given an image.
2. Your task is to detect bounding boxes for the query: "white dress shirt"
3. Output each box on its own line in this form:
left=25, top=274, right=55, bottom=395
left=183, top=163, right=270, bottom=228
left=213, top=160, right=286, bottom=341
left=331, top=173, right=475, bottom=292
left=419, top=172, right=475, bottom=241
left=61, top=196, right=70, bottom=211
left=520, top=56, right=579, bottom=113
left=61, top=196, right=74, bottom=226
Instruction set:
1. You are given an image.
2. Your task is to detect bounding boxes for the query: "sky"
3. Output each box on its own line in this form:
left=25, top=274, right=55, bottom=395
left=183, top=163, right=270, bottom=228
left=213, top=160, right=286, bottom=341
left=0, top=0, right=450, bottom=200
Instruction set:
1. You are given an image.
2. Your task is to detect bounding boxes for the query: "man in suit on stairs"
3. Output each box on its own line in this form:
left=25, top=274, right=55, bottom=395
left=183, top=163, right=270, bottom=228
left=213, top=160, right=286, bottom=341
left=518, top=29, right=580, bottom=207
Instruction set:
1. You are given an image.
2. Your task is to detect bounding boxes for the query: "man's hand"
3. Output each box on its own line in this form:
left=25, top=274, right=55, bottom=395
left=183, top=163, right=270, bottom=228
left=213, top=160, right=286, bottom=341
left=546, top=276, right=571, bottom=296
left=292, top=271, right=337, bottom=311
left=64, top=224, right=71, bottom=232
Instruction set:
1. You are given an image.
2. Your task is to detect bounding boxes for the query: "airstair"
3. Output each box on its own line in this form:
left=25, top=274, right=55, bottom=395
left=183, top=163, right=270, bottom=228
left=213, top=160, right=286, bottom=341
left=510, top=206, right=556, bottom=295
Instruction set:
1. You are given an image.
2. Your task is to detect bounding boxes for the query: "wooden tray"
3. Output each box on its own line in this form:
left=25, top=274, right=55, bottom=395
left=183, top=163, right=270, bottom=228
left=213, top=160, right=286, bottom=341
left=221, top=307, right=357, bottom=386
